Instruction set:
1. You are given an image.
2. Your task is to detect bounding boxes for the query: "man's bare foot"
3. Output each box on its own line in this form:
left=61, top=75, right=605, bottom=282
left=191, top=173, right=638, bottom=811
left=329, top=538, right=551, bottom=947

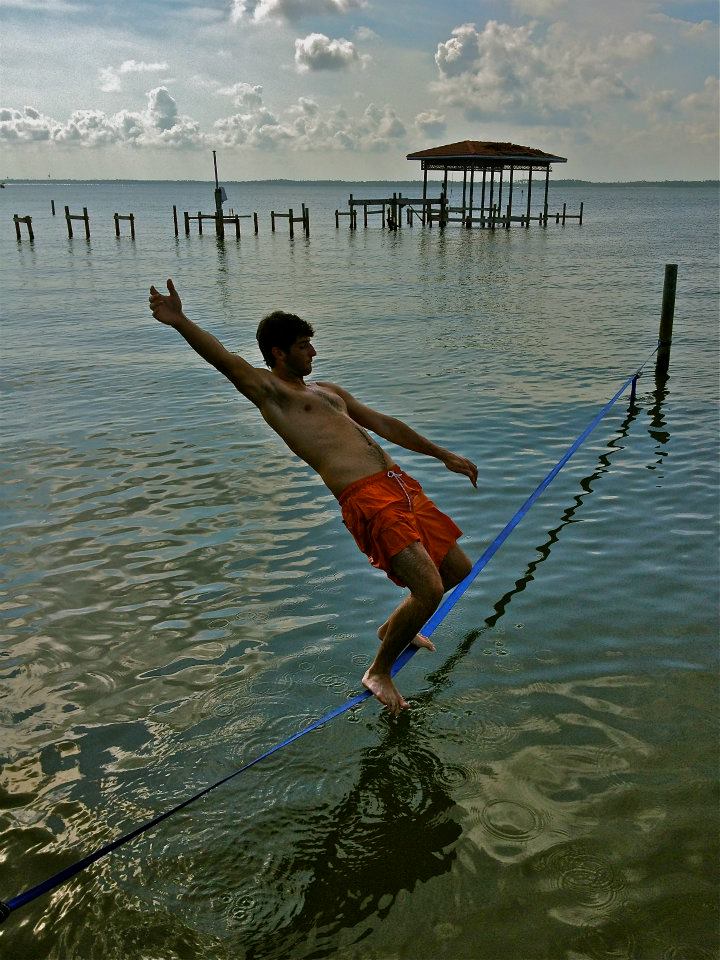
left=377, top=623, right=436, bottom=652
left=362, top=668, right=409, bottom=715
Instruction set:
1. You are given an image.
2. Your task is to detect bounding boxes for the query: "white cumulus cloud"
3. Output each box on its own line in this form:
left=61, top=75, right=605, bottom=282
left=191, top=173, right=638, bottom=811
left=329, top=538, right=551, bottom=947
left=231, top=0, right=365, bottom=24
left=433, top=20, right=658, bottom=124
left=217, top=82, right=264, bottom=109
left=99, top=59, right=169, bottom=93
left=294, top=33, right=360, bottom=72
left=1, top=87, right=204, bottom=148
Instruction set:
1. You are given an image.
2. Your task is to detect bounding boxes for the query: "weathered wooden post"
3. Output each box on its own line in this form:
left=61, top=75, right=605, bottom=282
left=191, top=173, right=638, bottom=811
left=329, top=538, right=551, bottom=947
left=64, top=205, right=92, bottom=239
left=467, top=167, right=475, bottom=229
left=51, top=200, right=56, bottom=216
left=562, top=202, right=567, bottom=226
left=579, top=202, right=584, bottom=225
left=173, top=205, right=179, bottom=237
left=213, top=150, right=224, bottom=240
left=525, top=169, right=533, bottom=229
left=253, top=212, right=259, bottom=234
left=480, top=169, right=487, bottom=227
left=302, top=203, right=310, bottom=237
left=288, top=208, right=294, bottom=240
left=197, top=211, right=203, bottom=235
left=114, top=213, right=120, bottom=237
left=13, top=215, right=34, bottom=242
left=488, top=170, right=495, bottom=229
left=656, top=264, right=678, bottom=376
left=506, top=167, right=514, bottom=229
left=364, top=202, right=368, bottom=228
left=184, top=211, right=190, bottom=236
left=542, top=167, right=550, bottom=227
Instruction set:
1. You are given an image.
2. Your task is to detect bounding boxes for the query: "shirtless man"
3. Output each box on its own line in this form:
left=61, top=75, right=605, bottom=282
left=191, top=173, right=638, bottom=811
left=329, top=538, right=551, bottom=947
left=149, top=279, right=477, bottom=715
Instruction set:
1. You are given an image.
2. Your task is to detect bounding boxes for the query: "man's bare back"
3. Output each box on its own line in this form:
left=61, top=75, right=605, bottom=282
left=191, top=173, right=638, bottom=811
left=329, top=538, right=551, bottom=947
left=148, top=279, right=477, bottom=715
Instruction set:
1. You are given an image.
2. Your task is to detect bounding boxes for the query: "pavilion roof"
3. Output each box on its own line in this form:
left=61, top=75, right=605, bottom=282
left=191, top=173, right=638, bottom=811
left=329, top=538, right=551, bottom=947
left=407, top=140, right=567, bottom=164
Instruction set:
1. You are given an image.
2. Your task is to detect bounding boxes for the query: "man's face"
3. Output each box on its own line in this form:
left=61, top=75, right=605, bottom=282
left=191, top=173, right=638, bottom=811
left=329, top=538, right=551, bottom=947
left=283, top=336, right=316, bottom=376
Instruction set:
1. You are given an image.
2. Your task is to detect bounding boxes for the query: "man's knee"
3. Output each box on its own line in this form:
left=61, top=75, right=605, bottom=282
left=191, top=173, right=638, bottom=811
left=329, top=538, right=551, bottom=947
left=413, top=571, right=444, bottom=610
left=440, top=545, right=473, bottom=590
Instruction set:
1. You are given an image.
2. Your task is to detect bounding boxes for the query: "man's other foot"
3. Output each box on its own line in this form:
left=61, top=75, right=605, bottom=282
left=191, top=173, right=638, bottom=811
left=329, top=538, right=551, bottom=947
left=377, top=624, right=435, bottom=653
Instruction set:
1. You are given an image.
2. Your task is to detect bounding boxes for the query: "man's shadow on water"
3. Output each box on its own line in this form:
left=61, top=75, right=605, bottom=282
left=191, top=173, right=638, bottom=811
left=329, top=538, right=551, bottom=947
left=241, top=384, right=669, bottom=960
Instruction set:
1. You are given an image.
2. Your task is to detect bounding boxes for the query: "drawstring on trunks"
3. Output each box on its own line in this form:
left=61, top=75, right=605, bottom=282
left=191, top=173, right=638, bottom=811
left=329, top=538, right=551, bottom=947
left=387, top=470, right=413, bottom=509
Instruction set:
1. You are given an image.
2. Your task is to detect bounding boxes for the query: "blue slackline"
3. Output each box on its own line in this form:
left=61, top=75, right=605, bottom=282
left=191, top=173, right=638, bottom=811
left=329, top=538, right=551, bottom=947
left=0, top=356, right=652, bottom=924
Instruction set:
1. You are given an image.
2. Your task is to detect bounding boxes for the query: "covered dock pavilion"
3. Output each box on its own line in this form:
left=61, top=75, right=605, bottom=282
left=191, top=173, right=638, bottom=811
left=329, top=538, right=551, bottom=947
left=406, top=140, right=567, bottom=227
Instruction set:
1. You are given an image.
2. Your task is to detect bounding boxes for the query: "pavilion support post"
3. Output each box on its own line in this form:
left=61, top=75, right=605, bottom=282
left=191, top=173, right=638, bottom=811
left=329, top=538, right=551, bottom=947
left=488, top=169, right=495, bottom=230
left=481, top=168, right=487, bottom=227
left=525, top=169, right=533, bottom=228
left=467, top=167, right=475, bottom=229
left=461, top=166, right=468, bottom=224
left=442, top=166, right=448, bottom=199
left=543, top=166, right=550, bottom=227
left=422, top=165, right=428, bottom=224
left=498, top=168, right=504, bottom=217
left=507, top=166, right=514, bottom=229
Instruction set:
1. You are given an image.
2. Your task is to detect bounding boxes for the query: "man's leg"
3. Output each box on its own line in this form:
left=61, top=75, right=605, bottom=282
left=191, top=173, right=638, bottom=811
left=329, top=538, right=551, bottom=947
left=362, top=541, right=444, bottom=715
left=376, top=541, right=472, bottom=646
left=439, top=543, right=473, bottom=591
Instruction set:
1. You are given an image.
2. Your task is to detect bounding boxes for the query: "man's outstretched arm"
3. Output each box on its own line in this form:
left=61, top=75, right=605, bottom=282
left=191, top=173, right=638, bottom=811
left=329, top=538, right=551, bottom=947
left=149, top=279, right=270, bottom=406
left=320, top=382, right=478, bottom=487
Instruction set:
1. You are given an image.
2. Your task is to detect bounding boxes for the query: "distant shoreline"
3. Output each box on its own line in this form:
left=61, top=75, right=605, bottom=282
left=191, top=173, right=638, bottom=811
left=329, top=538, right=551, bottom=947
left=2, top=178, right=718, bottom=188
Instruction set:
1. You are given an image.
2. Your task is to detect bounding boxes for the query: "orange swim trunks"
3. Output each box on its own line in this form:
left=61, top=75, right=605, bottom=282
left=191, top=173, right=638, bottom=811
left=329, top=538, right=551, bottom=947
left=337, top=465, right=462, bottom=587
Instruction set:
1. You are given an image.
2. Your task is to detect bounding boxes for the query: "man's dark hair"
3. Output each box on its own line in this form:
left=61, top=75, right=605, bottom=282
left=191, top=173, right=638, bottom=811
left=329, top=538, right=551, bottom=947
left=256, top=311, right=315, bottom=368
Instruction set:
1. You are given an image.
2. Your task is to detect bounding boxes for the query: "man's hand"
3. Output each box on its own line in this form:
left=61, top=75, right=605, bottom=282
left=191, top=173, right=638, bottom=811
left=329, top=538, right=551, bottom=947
left=149, top=278, right=185, bottom=327
left=442, top=451, right=478, bottom=488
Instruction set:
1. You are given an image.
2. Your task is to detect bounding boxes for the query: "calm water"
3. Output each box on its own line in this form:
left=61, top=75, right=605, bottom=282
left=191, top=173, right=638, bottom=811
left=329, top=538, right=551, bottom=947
left=1, top=179, right=718, bottom=960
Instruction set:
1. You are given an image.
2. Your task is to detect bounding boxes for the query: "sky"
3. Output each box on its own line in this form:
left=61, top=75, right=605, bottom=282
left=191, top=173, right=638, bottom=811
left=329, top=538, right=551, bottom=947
left=1, top=0, right=718, bottom=181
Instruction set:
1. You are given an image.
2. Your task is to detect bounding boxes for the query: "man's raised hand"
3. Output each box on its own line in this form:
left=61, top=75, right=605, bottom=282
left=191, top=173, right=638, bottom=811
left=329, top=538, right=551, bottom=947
left=149, top=278, right=184, bottom=327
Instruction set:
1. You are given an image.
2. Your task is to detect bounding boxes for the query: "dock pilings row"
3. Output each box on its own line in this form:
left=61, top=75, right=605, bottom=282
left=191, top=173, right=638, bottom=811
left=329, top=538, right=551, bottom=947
left=11, top=194, right=583, bottom=242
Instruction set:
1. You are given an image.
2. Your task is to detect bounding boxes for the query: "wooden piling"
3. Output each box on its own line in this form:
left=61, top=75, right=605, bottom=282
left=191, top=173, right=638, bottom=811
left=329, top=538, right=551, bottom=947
left=173, top=205, right=179, bottom=237
left=562, top=202, right=567, bottom=226
left=197, top=211, right=203, bottom=235
left=467, top=168, right=475, bottom=229
left=656, top=263, right=678, bottom=375
left=579, top=201, right=584, bottom=225
left=51, top=200, right=56, bottom=216
left=525, top=170, right=533, bottom=229
left=64, top=205, right=90, bottom=239
left=506, top=167, right=514, bottom=229
left=114, top=213, right=134, bottom=239
left=184, top=211, right=190, bottom=236
left=13, top=214, right=34, bottom=242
